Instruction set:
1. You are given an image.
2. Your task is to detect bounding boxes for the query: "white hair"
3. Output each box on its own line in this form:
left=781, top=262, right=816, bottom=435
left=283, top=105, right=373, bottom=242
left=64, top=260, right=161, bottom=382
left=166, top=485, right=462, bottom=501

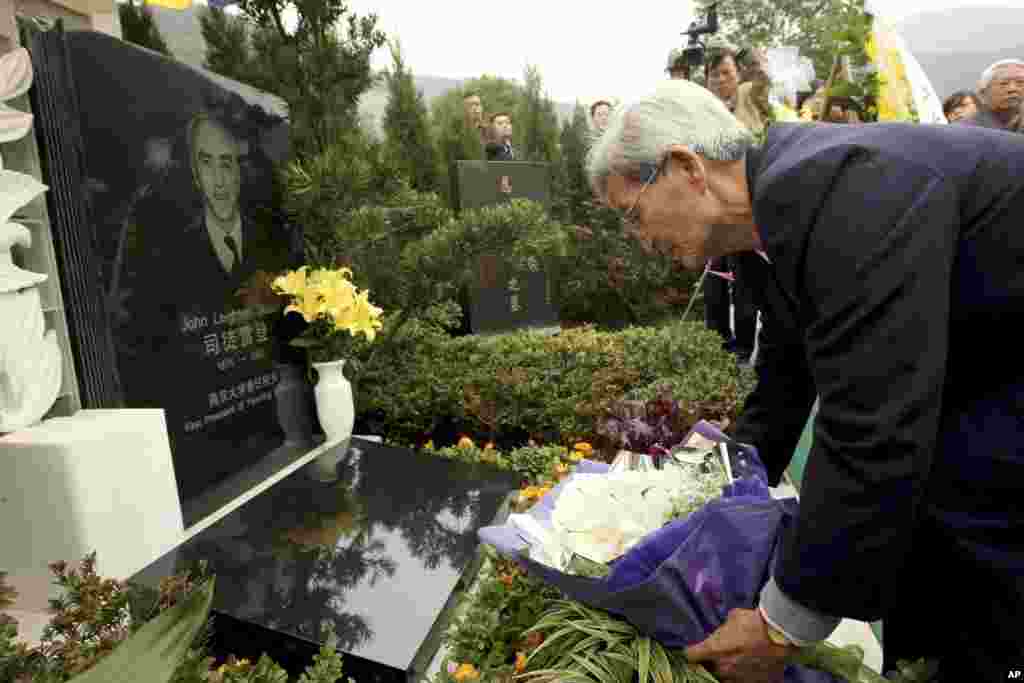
left=586, top=79, right=755, bottom=197
left=978, top=59, right=1024, bottom=94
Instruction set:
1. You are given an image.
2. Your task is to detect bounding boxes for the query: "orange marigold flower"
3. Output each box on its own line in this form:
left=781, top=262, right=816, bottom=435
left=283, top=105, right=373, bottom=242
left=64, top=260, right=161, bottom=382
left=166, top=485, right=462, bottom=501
left=519, top=485, right=541, bottom=501
left=573, top=442, right=594, bottom=456
left=453, top=663, right=480, bottom=681
left=515, top=652, right=528, bottom=673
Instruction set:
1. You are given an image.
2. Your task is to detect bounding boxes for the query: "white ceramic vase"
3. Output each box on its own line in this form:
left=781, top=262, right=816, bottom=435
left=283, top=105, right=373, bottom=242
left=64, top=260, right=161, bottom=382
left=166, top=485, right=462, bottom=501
left=312, top=359, right=354, bottom=444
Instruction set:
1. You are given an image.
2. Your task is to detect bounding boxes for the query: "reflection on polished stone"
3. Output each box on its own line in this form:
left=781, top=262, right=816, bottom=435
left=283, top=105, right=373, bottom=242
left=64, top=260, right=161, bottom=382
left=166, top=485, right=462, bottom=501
left=131, top=438, right=520, bottom=678
left=180, top=435, right=326, bottom=528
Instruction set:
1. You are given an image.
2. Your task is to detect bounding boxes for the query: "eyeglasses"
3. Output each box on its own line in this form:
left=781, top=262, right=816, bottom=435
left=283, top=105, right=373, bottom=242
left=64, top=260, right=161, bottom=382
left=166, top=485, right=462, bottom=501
left=622, top=158, right=664, bottom=228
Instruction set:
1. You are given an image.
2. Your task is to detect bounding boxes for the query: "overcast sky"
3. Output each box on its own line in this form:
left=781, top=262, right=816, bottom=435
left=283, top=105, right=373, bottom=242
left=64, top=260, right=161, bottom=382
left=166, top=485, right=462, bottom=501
left=239, top=0, right=1022, bottom=105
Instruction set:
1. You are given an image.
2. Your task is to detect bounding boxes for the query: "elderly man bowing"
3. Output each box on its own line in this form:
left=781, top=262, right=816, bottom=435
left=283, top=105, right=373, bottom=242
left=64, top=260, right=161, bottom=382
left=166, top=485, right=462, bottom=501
left=588, top=79, right=1024, bottom=682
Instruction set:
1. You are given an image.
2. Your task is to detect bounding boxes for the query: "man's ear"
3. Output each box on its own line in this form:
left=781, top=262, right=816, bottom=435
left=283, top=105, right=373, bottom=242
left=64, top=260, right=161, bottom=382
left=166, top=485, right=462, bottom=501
left=665, top=144, right=707, bottom=192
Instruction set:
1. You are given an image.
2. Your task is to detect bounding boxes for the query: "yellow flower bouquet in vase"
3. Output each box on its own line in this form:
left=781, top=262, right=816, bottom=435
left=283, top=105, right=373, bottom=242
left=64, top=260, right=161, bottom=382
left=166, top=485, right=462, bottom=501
left=272, top=267, right=384, bottom=447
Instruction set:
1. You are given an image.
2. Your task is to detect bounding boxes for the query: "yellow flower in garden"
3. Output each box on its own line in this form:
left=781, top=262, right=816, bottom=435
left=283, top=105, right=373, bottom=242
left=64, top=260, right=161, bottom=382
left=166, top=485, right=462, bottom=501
left=452, top=663, right=480, bottom=681
left=515, top=652, right=527, bottom=673
left=574, top=442, right=593, bottom=457
left=554, top=462, right=570, bottom=478
left=567, top=450, right=583, bottom=463
left=537, top=484, right=552, bottom=498
left=424, top=440, right=435, bottom=450
left=457, top=436, right=475, bottom=449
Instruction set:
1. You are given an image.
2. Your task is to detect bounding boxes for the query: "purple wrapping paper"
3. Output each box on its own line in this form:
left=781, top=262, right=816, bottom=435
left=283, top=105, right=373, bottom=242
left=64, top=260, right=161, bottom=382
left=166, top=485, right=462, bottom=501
left=477, top=421, right=839, bottom=683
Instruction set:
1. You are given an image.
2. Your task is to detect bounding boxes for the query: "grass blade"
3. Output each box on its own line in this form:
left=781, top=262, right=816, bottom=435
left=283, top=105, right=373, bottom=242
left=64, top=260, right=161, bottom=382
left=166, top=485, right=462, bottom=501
left=637, top=635, right=651, bottom=683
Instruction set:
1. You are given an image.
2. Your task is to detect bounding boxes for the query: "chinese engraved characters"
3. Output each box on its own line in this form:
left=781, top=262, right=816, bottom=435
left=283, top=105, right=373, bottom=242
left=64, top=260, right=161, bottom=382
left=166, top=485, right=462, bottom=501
left=207, top=370, right=280, bottom=409
left=201, top=318, right=269, bottom=359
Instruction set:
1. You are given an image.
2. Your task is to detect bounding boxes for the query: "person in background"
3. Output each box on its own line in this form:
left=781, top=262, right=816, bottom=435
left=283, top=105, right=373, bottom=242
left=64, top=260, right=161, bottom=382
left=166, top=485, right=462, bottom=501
left=666, top=47, right=690, bottom=80
left=706, top=46, right=772, bottom=136
left=963, top=59, right=1023, bottom=132
left=942, top=90, right=980, bottom=123
left=485, top=113, right=515, bottom=161
left=591, top=100, right=613, bottom=134
left=703, top=45, right=767, bottom=365
left=463, top=92, right=488, bottom=144
left=823, top=97, right=861, bottom=124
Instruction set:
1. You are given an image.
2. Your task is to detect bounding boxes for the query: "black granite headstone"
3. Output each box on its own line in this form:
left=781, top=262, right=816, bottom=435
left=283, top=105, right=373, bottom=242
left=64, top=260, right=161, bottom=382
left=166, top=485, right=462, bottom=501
left=129, top=439, right=520, bottom=682
left=453, top=161, right=560, bottom=334
left=57, top=31, right=311, bottom=508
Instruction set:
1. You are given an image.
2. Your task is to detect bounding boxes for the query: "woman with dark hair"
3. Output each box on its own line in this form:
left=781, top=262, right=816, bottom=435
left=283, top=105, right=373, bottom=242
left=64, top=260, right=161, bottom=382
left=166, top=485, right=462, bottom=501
left=943, top=90, right=980, bottom=123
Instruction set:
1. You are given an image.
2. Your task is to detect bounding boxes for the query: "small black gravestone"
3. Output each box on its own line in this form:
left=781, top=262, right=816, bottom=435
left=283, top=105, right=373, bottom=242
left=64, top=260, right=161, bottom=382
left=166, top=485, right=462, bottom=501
left=129, top=439, right=520, bottom=682
left=55, top=31, right=311, bottom=513
left=453, top=160, right=560, bottom=334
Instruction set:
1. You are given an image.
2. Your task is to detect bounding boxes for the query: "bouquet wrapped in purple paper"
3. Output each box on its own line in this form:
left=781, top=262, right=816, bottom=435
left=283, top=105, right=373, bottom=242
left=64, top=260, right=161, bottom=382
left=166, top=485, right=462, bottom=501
left=478, top=421, right=851, bottom=683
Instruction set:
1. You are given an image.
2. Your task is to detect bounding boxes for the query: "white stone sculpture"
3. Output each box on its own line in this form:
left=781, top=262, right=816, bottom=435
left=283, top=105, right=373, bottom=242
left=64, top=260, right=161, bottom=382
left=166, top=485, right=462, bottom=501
left=0, top=47, right=62, bottom=433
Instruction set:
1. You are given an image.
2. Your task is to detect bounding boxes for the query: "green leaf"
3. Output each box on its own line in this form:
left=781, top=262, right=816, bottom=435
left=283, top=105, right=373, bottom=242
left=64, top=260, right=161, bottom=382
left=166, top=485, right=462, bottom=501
left=288, top=337, right=320, bottom=349
left=637, top=635, right=651, bottom=683
left=572, top=651, right=621, bottom=683
left=650, top=640, right=674, bottom=683
left=68, top=577, right=214, bottom=683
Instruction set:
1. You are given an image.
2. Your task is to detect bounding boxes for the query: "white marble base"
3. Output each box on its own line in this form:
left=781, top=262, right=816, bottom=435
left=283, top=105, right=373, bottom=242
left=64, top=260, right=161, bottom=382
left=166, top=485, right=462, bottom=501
left=0, top=409, right=184, bottom=583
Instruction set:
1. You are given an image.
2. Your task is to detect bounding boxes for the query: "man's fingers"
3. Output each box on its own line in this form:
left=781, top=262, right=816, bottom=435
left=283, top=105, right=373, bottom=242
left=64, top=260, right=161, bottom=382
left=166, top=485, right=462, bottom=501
left=684, top=637, right=716, bottom=663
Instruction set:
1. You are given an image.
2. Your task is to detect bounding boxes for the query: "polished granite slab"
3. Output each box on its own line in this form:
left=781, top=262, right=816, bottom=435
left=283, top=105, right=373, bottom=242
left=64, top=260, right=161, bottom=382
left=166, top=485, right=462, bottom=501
left=130, top=438, right=520, bottom=680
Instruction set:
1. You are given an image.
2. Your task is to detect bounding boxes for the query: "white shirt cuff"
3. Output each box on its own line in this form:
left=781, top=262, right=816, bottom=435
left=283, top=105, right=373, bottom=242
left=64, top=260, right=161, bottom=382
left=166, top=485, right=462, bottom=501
left=758, top=577, right=841, bottom=646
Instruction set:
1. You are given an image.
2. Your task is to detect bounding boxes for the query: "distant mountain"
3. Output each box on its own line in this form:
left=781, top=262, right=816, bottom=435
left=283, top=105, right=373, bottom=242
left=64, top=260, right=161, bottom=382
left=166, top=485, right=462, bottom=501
left=896, top=6, right=1024, bottom=99
left=147, top=5, right=576, bottom=134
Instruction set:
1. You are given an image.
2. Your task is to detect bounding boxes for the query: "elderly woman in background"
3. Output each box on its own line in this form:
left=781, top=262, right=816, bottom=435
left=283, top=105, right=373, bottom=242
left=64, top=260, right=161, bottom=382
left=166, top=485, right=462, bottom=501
left=942, top=90, right=980, bottom=123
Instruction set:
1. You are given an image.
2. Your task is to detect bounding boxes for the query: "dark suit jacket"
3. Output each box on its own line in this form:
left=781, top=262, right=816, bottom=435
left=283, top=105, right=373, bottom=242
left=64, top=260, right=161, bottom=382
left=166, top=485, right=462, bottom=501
left=742, top=122, right=1024, bottom=661
left=485, top=141, right=515, bottom=161
left=173, top=212, right=266, bottom=310
left=730, top=252, right=816, bottom=486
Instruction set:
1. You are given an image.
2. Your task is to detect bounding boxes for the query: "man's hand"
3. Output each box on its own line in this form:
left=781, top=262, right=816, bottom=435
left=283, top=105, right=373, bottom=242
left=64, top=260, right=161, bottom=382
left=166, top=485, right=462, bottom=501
left=684, top=608, right=793, bottom=683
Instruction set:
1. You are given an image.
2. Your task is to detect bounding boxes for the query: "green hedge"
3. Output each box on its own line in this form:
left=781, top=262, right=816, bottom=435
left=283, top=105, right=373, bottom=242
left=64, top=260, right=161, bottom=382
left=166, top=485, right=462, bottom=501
left=354, top=320, right=745, bottom=449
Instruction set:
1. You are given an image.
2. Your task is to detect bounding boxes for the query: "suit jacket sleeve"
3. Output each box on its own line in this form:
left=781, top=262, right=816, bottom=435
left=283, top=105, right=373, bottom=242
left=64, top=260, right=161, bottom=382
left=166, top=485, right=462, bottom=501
left=773, top=154, right=959, bottom=621
left=731, top=299, right=816, bottom=486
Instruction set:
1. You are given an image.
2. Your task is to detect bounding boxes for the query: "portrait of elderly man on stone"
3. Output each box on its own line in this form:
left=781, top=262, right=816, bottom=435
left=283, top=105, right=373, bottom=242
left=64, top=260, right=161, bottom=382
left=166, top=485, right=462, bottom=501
left=178, top=113, right=281, bottom=305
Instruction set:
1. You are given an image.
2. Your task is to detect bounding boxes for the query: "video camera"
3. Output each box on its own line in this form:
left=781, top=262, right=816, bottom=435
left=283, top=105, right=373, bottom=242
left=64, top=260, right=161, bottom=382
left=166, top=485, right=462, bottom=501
left=680, top=2, right=719, bottom=72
